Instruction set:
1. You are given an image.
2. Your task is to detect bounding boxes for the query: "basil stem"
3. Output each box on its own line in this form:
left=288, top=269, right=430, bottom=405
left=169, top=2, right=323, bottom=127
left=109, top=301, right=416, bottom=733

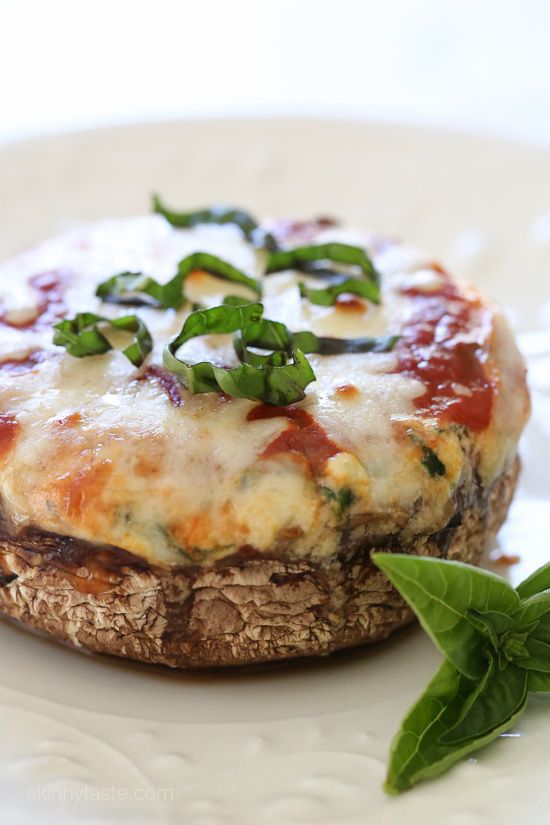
left=152, top=195, right=278, bottom=251
left=95, top=253, right=261, bottom=310
left=53, top=312, right=152, bottom=367
left=371, top=553, right=550, bottom=794
left=163, top=303, right=316, bottom=406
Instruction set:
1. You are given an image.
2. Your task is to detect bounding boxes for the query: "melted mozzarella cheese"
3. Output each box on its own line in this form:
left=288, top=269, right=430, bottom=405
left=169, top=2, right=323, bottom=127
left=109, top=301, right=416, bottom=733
left=0, top=217, right=528, bottom=565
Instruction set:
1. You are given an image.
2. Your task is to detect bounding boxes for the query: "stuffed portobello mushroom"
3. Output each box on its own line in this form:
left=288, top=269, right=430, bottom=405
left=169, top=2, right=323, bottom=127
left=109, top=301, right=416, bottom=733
left=0, top=201, right=529, bottom=667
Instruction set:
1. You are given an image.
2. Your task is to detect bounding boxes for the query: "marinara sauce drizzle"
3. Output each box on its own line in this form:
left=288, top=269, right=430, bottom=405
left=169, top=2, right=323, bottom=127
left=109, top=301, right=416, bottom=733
left=247, top=404, right=340, bottom=474
left=396, top=266, right=494, bottom=431
left=0, top=270, right=68, bottom=330
left=0, top=414, right=20, bottom=458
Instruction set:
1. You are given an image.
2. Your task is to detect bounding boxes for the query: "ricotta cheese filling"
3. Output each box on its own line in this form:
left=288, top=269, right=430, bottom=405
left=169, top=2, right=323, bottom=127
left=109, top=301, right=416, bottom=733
left=0, top=216, right=528, bottom=565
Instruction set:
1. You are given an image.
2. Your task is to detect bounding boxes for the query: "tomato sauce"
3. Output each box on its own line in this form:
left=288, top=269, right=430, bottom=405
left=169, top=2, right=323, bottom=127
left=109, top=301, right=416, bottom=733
left=0, top=413, right=20, bottom=458
left=138, top=365, right=183, bottom=408
left=334, top=295, right=366, bottom=312
left=0, top=350, right=45, bottom=374
left=0, top=271, right=68, bottom=330
left=396, top=270, right=494, bottom=431
left=247, top=403, right=340, bottom=474
left=335, top=383, right=360, bottom=399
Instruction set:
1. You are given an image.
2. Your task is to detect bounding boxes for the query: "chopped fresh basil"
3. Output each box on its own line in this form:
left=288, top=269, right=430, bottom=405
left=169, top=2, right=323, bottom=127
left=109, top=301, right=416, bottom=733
left=421, top=446, right=446, bottom=477
left=177, top=252, right=261, bottom=296
left=152, top=195, right=278, bottom=251
left=266, top=242, right=379, bottom=283
left=319, top=485, right=355, bottom=515
left=266, top=242, right=381, bottom=307
left=303, top=332, right=399, bottom=355
left=372, top=554, right=550, bottom=794
left=298, top=276, right=380, bottom=306
left=95, top=271, right=186, bottom=310
left=338, top=487, right=355, bottom=509
left=237, top=322, right=398, bottom=358
left=95, top=253, right=261, bottom=309
left=407, top=429, right=446, bottom=477
left=53, top=312, right=152, bottom=367
left=164, top=303, right=316, bottom=405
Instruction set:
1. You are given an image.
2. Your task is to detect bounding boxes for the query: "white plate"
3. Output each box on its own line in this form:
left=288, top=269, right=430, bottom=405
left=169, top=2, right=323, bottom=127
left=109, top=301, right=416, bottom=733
left=0, top=119, right=549, bottom=825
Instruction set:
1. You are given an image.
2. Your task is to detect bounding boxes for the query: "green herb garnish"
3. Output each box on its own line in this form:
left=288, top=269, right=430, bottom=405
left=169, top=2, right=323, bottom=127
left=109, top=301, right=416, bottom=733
left=298, top=276, right=380, bottom=306
left=96, top=271, right=187, bottom=310
left=152, top=195, right=277, bottom=251
left=53, top=312, right=152, bottom=366
left=163, top=303, right=316, bottom=405
left=266, top=242, right=379, bottom=282
left=266, top=242, right=381, bottom=306
left=421, top=446, right=446, bottom=477
left=231, top=313, right=398, bottom=358
left=372, top=553, right=550, bottom=794
left=320, top=485, right=356, bottom=516
left=95, top=253, right=261, bottom=310
left=299, top=332, right=398, bottom=355
left=407, top=429, right=446, bottom=477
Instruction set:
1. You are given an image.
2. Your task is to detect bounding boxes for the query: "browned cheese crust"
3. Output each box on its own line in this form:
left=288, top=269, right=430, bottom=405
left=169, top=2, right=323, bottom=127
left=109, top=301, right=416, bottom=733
left=0, top=457, right=519, bottom=668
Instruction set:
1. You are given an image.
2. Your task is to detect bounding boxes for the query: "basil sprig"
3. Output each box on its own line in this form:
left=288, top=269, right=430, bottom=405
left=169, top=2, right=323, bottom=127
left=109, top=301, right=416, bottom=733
left=164, top=303, right=316, bottom=405
left=266, top=242, right=381, bottom=306
left=372, top=553, right=550, bottom=794
left=95, top=253, right=261, bottom=310
left=152, top=195, right=277, bottom=251
left=53, top=312, right=152, bottom=366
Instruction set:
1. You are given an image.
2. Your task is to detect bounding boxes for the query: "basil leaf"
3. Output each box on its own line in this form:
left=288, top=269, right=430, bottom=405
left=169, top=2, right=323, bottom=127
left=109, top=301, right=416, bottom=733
left=96, top=253, right=261, bottom=310
left=152, top=195, right=277, bottom=251
left=440, top=662, right=528, bottom=744
left=298, top=277, right=381, bottom=306
left=53, top=312, right=152, bottom=367
left=516, top=561, right=550, bottom=599
left=421, top=446, right=446, bottom=477
left=177, top=252, right=261, bottom=296
left=513, top=590, right=550, bottom=630
left=470, top=608, right=517, bottom=637
left=513, top=591, right=550, bottom=655
left=372, top=554, right=520, bottom=679
left=266, top=242, right=381, bottom=306
left=407, top=429, right=446, bottom=477
left=266, top=242, right=380, bottom=284
left=163, top=303, right=316, bottom=405
left=384, top=659, right=526, bottom=794
left=379, top=557, right=550, bottom=794
left=514, top=637, right=550, bottom=673
left=241, top=325, right=398, bottom=357
left=222, top=294, right=253, bottom=307
left=528, top=670, right=550, bottom=692
left=96, top=271, right=186, bottom=310
left=301, top=333, right=399, bottom=355
left=233, top=316, right=293, bottom=368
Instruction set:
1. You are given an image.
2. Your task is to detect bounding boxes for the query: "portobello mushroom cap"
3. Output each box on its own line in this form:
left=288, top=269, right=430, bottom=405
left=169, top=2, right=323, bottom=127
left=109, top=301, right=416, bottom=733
left=0, top=456, right=519, bottom=667
left=0, top=215, right=529, bottom=667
